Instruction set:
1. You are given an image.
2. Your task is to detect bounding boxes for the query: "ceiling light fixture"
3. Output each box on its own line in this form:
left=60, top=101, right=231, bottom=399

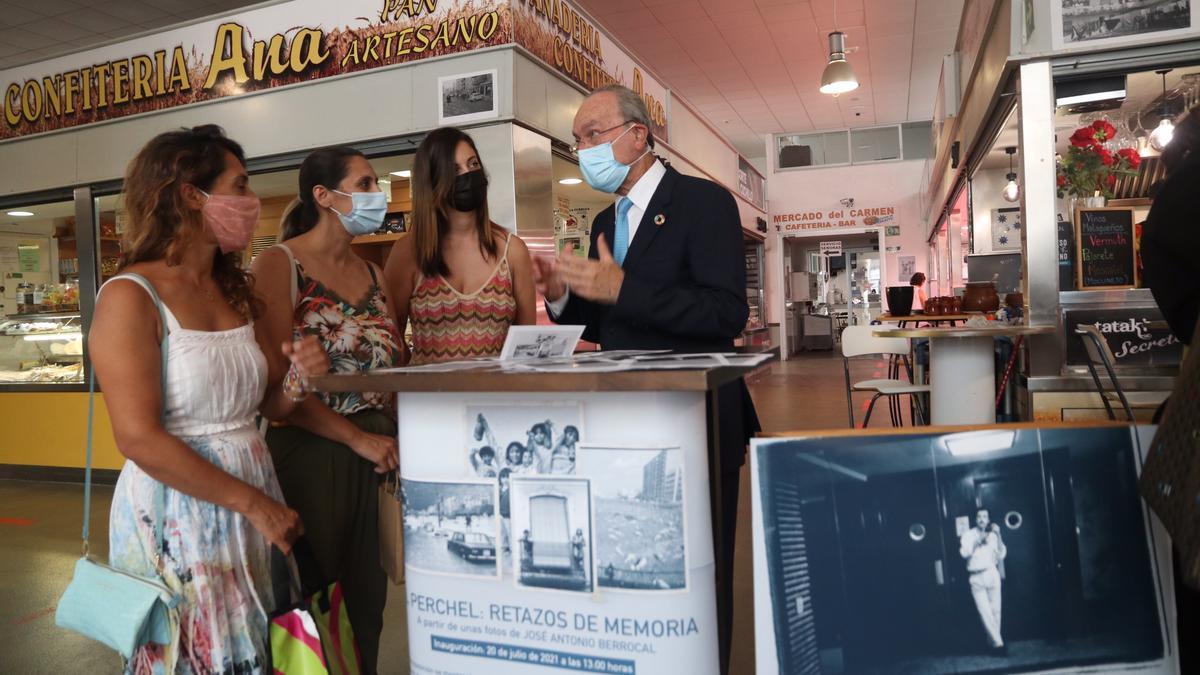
left=6, top=210, right=34, bottom=217
left=1150, top=69, right=1176, bottom=152
left=941, top=430, right=1016, bottom=456
left=558, top=178, right=582, bottom=185
left=1002, top=147, right=1020, bottom=203
left=819, top=0, right=858, bottom=96
left=390, top=170, right=411, bottom=178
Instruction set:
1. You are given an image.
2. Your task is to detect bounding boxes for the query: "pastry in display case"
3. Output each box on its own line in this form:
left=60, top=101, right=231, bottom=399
left=0, top=312, right=84, bottom=384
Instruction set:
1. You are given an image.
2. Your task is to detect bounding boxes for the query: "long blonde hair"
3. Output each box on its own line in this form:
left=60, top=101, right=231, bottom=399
left=411, top=127, right=498, bottom=277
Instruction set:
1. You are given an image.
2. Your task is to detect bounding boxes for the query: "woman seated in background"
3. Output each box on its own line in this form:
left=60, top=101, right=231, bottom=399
left=252, top=146, right=403, bottom=674
left=384, top=127, right=536, bottom=364
left=92, top=125, right=327, bottom=672
left=909, top=272, right=928, bottom=310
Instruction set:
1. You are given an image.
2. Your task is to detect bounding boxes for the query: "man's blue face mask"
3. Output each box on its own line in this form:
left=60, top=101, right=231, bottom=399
left=578, top=124, right=649, bottom=193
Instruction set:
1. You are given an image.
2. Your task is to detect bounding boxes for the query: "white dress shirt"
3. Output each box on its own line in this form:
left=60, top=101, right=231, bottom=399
left=960, top=526, right=1007, bottom=573
left=546, top=159, right=667, bottom=316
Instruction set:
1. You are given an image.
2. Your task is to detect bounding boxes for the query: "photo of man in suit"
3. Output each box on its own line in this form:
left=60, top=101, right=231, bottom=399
left=532, top=84, right=760, bottom=673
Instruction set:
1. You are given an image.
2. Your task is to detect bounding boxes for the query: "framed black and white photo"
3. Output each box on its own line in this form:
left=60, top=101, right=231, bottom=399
left=577, top=445, right=688, bottom=592
left=1053, top=0, right=1195, bottom=50
left=465, top=402, right=583, bottom=479
left=438, top=69, right=498, bottom=125
left=751, top=426, right=1176, bottom=675
left=401, top=479, right=500, bottom=579
left=991, top=207, right=1022, bottom=252
left=510, top=477, right=593, bottom=593
left=499, top=325, right=585, bottom=361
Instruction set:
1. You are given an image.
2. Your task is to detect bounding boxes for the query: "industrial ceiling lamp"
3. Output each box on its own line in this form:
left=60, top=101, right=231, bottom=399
left=1150, top=69, right=1176, bottom=151
left=820, top=0, right=858, bottom=96
left=1002, top=147, right=1020, bottom=202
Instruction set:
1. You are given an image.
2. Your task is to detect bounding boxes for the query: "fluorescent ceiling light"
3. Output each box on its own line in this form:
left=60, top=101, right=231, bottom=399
left=558, top=178, right=583, bottom=185
left=390, top=170, right=411, bottom=178
left=6, top=211, right=34, bottom=217
left=941, top=430, right=1016, bottom=456
left=24, top=332, right=81, bottom=342
left=1056, top=89, right=1127, bottom=107
left=1055, top=75, right=1127, bottom=108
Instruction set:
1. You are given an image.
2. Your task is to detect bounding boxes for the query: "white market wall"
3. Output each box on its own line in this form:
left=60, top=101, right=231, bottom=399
left=765, top=159, right=928, bottom=325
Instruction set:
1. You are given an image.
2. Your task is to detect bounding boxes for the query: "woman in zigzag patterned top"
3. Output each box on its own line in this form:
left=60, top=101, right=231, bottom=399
left=385, top=127, right=537, bottom=365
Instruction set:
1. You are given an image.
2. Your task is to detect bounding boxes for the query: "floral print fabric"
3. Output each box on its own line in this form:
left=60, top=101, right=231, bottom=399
left=293, top=262, right=402, bottom=415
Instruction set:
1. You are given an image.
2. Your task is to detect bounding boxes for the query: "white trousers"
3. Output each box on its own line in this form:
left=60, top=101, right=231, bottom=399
left=969, top=567, right=1003, bottom=647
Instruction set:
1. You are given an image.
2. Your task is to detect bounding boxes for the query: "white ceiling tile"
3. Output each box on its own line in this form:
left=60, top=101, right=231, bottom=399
left=650, top=2, right=710, bottom=22
left=96, top=0, right=173, bottom=24
left=759, top=2, right=813, bottom=24
left=0, top=4, right=40, bottom=26
left=21, top=17, right=92, bottom=42
left=58, top=8, right=133, bottom=33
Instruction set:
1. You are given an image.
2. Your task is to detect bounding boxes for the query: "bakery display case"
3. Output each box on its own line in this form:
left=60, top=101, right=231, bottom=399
left=0, top=312, right=84, bottom=384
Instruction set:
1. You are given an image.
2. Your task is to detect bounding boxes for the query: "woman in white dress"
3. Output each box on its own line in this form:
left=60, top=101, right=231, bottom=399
left=90, top=125, right=327, bottom=674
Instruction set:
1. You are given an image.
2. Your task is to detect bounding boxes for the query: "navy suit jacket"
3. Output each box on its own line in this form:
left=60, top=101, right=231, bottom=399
left=554, top=164, right=761, bottom=467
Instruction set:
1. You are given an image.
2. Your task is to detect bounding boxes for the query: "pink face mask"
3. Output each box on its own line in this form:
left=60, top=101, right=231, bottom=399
left=199, top=190, right=261, bottom=254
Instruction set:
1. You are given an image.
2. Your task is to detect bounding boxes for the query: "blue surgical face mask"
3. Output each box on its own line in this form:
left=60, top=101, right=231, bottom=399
left=578, top=125, right=649, bottom=193
left=329, top=189, right=388, bottom=236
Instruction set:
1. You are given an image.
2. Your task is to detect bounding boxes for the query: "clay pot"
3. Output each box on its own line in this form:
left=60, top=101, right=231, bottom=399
left=948, top=296, right=962, bottom=314
left=962, top=282, right=1000, bottom=312
left=925, top=297, right=944, bottom=316
left=1005, top=292, right=1023, bottom=309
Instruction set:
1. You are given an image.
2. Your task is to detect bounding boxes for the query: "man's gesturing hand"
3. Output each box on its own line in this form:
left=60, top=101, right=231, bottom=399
left=555, top=234, right=625, bottom=304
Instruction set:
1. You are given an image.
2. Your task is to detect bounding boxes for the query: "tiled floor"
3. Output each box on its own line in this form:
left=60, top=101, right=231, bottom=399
left=0, top=352, right=912, bottom=674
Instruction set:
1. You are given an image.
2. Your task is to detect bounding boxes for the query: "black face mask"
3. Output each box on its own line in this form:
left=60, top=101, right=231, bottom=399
left=452, top=169, right=488, bottom=212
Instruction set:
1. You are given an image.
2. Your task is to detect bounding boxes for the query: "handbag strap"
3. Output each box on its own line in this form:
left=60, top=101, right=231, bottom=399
left=83, top=274, right=170, bottom=557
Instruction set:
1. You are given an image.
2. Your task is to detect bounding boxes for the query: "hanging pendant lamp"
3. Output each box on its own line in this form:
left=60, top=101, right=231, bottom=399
left=1150, top=69, right=1175, bottom=152
left=1002, top=147, right=1020, bottom=203
left=820, top=0, right=858, bottom=96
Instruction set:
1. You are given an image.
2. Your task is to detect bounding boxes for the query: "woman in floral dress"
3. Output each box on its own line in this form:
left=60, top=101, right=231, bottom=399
left=92, top=125, right=327, bottom=673
left=252, top=146, right=403, bottom=674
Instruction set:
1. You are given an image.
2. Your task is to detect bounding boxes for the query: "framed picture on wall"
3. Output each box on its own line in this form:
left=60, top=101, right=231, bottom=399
left=1052, top=0, right=1197, bottom=50
left=438, top=69, right=498, bottom=125
left=991, top=207, right=1022, bottom=252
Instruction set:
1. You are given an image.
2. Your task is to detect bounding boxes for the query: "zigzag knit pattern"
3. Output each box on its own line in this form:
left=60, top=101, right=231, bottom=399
left=409, top=256, right=517, bottom=365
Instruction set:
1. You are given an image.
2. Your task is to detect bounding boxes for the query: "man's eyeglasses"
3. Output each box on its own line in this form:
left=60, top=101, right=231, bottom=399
left=570, top=120, right=636, bottom=155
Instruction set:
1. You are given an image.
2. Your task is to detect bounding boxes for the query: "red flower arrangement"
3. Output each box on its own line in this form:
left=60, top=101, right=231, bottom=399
left=1057, top=120, right=1140, bottom=199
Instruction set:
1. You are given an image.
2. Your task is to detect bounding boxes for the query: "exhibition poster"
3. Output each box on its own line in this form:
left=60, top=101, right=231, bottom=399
left=398, top=391, right=719, bottom=674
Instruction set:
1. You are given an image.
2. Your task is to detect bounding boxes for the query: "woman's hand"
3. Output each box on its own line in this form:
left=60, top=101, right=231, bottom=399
left=282, top=335, right=329, bottom=379
left=244, top=492, right=304, bottom=554
left=349, top=430, right=399, bottom=474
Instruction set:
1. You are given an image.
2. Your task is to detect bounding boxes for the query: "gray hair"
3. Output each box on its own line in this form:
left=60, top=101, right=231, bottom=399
left=591, top=84, right=655, bottom=148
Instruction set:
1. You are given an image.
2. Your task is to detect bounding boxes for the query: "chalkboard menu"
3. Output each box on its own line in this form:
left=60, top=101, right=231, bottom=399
left=1075, top=208, right=1137, bottom=289
left=1065, top=307, right=1183, bottom=368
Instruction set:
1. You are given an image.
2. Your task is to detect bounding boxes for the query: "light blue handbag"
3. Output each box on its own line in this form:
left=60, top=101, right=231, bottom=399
left=56, top=274, right=180, bottom=659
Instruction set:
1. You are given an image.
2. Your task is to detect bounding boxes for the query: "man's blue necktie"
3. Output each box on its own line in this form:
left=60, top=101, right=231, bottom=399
left=613, top=197, right=634, bottom=266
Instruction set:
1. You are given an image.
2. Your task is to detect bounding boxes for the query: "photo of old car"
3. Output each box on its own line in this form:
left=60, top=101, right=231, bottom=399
left=447, top=531, right=497, bottom=563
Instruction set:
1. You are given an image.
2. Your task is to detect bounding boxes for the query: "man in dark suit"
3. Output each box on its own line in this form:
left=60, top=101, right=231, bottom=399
left=532, top=84, right=759, bottom=672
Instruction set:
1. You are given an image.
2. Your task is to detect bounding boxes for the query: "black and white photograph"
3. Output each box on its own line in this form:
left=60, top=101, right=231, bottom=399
left=401, top=479, right=499, bottom=579
left=577, top=446, right=688, bottom=592
left=437, top=69, right=498, bottom=125
left=754, top=426, right=1172, bottom=675
left=499, top=325, right=585, bottom=361
left=510, top=477, right=593, bottom=593
left=1059, top=0, right=1191, bottom=45
left=465, top=403, right=582, bottom=479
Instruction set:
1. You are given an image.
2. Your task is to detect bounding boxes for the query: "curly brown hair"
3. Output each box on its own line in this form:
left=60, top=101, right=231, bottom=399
left=119, top=124, right=260, bottom=319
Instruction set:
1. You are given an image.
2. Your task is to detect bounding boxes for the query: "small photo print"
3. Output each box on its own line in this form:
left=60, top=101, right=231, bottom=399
left=438, top=69, right=498, bottom=124
left=500, top=325, right=585, bottom=361
left=466, top=403, right=582, bottom=478
left=510, top=477, right=593, bottom=592
left=401, top=479, right=499, bottom=579
left=577, top=446, right=687, bottom=591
